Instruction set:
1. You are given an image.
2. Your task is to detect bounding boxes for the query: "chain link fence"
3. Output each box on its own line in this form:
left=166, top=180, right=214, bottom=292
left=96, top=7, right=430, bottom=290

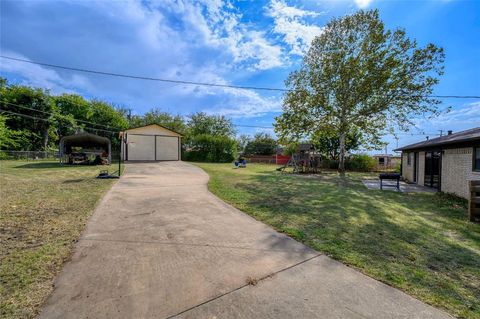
left=0, top=150, right=60, bottom=160
left=0, top=150, right=122, bottom=162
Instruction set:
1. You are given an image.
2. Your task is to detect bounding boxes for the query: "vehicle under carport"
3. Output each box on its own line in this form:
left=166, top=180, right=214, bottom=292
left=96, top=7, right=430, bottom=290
left=59, top=132, right=111, bottom=165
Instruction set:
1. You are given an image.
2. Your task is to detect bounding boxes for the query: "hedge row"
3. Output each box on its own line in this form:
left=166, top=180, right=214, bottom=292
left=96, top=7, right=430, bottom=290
left=322, top=154, right=377, bottom=172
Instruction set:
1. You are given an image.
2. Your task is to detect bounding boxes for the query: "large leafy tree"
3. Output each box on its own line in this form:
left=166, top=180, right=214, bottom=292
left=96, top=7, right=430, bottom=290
left=275, top=10, right=444, bottom=172
left=312, top=129, right=362, bottom=160
left=54, top=94, right=93, bottom=137
left=0, top=115, right=25, bottom=149
left=187, top=112, right=236, bottom=137
left=244, top=133, right=277, bottom=156
left=1, top=78, right=130, bottom=151
left=236, top=134, right=251, bottom=154
left=1, top=81, right=56, bottom=150
left=129, top=108, right=186, bottom=135
left=54, top=95, right=128, bottom=143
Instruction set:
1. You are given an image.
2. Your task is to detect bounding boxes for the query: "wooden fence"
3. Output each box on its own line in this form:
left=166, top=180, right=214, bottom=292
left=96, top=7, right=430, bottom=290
left=245, top=155, right=290, bottom=165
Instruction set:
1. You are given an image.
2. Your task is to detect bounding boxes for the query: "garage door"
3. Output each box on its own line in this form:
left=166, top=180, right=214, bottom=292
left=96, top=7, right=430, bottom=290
left=127, top=135, right=155, bottom=161
left=126, top=134, right=179, bottom=161
left=156, top=136, right=179, bottom=161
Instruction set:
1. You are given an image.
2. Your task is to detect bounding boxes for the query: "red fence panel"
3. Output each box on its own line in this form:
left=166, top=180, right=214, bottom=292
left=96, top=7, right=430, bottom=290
left=275, top=154, right=291, bottom=165
left=245, top=155, right=291, bottom=165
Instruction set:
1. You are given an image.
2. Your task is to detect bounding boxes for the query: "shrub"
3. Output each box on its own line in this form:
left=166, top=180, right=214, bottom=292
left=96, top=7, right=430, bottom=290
left=346, top=154, right=376, bottom=171
left=184, top=134, right=237, bottom=163
left=244, top=133, right=277, bottom=156
left=394, top=161, right=401, bottom=173
left=284, top=142, right=299, bottom=156
left=321, top=158, right=339, bottom=169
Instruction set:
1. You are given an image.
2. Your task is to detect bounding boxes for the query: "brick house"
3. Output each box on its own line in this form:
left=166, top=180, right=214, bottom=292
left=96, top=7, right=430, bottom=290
left=394, top=127, right=480, bottom=199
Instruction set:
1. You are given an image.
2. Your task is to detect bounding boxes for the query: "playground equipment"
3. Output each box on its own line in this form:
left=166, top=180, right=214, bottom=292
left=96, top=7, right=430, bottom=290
left=277, top=144, right=321, bottom=174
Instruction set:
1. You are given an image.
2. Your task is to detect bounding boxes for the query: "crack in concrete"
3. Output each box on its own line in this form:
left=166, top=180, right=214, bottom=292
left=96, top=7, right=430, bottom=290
left=164, top=254, right=323, bottom=319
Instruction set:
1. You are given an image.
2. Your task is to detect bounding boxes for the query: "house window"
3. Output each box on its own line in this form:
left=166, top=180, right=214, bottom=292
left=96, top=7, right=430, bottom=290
left=407, top=153, right=412, bottom=166
left=474, top=147, right=480, bottom=172
left=379, top=157, right=385, bottom=164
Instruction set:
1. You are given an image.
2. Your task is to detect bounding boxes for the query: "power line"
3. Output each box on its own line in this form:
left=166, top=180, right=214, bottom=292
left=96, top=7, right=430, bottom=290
left=1, top=100, right=120, bottom=130
left=3, top=100, right=274, bottom=130
left=0, top=101, right=458, bottom=136
left=2, top=55, right=479, bottom=99
left=0, top=100, right=453, bottom=134
left=233, top=124, right=273, bottom=129
left=0, top=109, right=120, bottom=134
left=2, top=100, right=277, bottom=131
left=0, top=108, right=447, bottom=140
left=0, top=56, right=285, bottom=92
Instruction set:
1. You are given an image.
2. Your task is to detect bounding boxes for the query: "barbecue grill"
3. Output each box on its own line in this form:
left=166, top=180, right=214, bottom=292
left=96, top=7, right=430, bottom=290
left=379, top=173, right=401, bottom=191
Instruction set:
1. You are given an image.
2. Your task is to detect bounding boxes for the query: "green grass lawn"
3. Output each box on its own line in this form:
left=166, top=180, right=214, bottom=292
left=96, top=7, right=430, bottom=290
left=195, top=163, right=480, bottom=319
left=0, top=161, right=120, bottom=319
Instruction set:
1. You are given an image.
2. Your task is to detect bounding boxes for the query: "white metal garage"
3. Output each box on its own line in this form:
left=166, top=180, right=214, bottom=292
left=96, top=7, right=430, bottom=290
left=121, top=124, right=182, bottom=161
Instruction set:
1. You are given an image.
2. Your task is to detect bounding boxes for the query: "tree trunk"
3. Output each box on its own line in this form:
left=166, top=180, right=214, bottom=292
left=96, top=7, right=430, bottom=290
left=338, top=131, right=346, bottom=174
left=42, top=124, right=49, bottom=151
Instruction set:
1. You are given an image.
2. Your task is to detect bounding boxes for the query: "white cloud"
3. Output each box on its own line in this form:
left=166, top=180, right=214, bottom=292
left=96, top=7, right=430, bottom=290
left=0, top=51, right=92, bottom=95
left=412, top=102, right=480, bottom=133
left=354, top=0, right=374, bottom=9
left=157, top=0, right=285, bottom=70
left=204, top=87, right=282, bottom=118
left=430, top=102, right=480, bottom=125
left=1, top=0, right=287, bottom=119
left=267, top=0, right=325, bottom=55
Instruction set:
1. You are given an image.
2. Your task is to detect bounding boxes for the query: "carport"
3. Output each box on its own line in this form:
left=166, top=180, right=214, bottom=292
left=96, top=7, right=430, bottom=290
left=59, top=132, right=111, bottom=164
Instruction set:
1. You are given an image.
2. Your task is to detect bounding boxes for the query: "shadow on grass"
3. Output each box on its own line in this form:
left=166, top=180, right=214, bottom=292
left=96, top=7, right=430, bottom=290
left=234, top=171, right=480, bottom=317
left=14, top=162, right=103, bottom=169
left=63, top=179, right=86, bottom=183
left=13, top=162, right=65, bottom=169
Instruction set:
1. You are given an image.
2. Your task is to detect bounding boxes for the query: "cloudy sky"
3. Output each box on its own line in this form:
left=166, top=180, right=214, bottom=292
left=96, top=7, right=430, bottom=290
left=1, top=0, right=479, bottom=152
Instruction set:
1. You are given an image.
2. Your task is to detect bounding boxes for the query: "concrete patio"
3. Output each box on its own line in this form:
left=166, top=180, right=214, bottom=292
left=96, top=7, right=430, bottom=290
left=362, top=179, right=437, bottom=193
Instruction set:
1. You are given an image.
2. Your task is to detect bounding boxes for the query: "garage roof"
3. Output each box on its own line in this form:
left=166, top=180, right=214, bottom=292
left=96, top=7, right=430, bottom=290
left=123, top=123, right=183, bottom=136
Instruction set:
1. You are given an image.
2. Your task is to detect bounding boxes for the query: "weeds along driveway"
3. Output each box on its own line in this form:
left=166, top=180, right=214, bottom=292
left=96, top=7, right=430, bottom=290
left=39, top=162, right=451, bottom=319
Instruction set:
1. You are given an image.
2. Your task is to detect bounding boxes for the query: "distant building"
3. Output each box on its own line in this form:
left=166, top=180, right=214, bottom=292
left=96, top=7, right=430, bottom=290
left=373, top=154, right=401, bottom=170
left=394, top=127, right=480, bottom=199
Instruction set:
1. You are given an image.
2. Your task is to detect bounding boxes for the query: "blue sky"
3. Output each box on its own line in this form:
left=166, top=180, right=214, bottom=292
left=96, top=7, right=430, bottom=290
left=1, top=0, right=479, bottom=153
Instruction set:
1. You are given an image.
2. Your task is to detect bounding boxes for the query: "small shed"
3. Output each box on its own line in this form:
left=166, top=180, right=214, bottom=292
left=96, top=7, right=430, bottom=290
left=59, top=132, right=111, bottom=164
left=120, top=124, right=182, bottom=161
left=373, top=154, right=401, bottom=169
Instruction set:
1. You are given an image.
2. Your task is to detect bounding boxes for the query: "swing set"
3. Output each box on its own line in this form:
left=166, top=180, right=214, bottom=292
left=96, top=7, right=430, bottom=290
left=277, top=143, right=322, bottom=174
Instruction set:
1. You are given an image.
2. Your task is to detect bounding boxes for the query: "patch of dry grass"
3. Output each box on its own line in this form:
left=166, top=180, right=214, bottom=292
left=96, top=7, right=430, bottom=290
left=245, top=276, right=259, bottom=286
left=0, top=161, right=118, bottom=319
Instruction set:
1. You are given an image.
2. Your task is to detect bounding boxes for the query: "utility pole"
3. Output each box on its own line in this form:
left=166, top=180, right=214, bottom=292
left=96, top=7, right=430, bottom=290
left=127, top=109, right=132, bottom=124
left=438, top=130, right=443, bottom=137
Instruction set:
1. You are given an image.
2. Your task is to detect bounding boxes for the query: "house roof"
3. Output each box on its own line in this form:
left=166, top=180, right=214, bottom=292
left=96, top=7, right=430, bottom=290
left=394, top=127, right=480, bottom=152
left=298, top=143, right=314, bottom=151
left=123, top=123, right=183, bottom=136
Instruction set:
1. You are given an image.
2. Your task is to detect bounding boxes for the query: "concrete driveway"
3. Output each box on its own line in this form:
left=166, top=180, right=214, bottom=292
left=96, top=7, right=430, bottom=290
left=39, top=162, right=451, bottom=319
